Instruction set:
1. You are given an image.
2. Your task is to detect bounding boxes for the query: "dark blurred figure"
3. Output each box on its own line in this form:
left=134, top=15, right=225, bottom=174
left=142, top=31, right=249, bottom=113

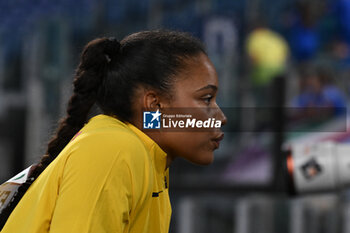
left=287, top=0, right=326, bottom=61
left=327, top=0, right=350, bottom=65
left=332, top=0, right=350, bottom=46
left=292, top=65, right=347, bottom=117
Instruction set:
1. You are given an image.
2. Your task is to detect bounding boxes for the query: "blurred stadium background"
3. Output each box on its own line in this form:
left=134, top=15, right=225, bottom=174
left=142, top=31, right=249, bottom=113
left=2, top=0, right=350, bottom=232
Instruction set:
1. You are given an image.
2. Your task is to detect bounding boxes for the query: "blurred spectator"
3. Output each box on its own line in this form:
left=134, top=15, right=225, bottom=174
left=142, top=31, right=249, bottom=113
left=333, top=0, right=350, bottom=46
left=292, top=65, right=347, bottom=117
left=246, top=27, right=289, bottom=87
left=327, top=0, right=350, bottom=65
left=287, top=0, right=325, bottom=61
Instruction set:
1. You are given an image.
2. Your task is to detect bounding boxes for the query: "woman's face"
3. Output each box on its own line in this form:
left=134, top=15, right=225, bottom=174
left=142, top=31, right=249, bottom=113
left=154, top=53, right=227, bottom=166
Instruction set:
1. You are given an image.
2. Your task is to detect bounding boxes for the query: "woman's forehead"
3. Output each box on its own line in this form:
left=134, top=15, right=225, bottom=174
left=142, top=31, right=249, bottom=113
left=175, top=54, right=218, bottom=89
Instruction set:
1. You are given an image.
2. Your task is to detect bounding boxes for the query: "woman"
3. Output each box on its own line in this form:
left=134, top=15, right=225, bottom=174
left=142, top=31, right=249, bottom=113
left=1, top=30, right=226, bottom=233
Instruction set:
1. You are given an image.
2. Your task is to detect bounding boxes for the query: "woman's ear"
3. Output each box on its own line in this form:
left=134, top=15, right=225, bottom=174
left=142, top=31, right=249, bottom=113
left=143, top=90, right=162, bottom=111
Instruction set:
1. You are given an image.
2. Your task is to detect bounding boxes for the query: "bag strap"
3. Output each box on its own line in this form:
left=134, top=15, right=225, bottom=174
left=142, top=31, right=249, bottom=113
left=0, top=165, right=36, bottom=230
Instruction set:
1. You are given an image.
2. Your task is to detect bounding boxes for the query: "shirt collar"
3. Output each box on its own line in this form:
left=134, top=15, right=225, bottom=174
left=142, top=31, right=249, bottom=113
left=126, top=122, right=168, bottom=174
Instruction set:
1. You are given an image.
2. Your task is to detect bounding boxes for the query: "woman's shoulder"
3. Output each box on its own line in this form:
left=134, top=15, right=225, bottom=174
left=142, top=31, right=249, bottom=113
left=56, top=126, right=149, bottom=180
left=73, top=115, right=147, bottom=151
left=57, top=115, right=150, bottom=171
left=70, top=127, right=147, bottom=157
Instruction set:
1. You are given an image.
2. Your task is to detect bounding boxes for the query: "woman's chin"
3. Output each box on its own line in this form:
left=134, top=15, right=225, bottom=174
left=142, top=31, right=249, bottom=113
left=189, top=153, right=214, bottom=166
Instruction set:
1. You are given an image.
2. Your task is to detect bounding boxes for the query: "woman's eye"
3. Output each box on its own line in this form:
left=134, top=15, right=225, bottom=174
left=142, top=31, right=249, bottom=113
left=202, top=95, right=213, bottom=104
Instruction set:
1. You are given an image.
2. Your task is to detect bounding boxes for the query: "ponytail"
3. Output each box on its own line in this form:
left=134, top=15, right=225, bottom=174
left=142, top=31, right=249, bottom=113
left=0, top=38, right=120, bottom=226
left=31, top=37, right=120, bottom=179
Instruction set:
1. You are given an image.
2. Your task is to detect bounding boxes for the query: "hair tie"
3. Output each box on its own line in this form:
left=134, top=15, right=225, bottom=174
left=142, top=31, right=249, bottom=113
left=105, top=54, right=112, bottom=63
left=104, top=37, right=121, bottom=64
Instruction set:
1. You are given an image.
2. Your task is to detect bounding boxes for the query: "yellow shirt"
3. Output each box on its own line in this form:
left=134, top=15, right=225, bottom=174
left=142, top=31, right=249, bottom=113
left=1, top=114, right=171, bottom=233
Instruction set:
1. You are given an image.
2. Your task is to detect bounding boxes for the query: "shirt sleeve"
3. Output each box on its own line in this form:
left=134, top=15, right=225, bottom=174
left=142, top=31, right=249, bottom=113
left=49, top=136, right=135, bottom=233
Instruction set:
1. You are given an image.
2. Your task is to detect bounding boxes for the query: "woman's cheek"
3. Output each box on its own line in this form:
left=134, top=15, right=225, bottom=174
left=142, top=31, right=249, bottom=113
left=163, top=132, right=214, bottom=164
left=187, top=135, right=215, bottom=164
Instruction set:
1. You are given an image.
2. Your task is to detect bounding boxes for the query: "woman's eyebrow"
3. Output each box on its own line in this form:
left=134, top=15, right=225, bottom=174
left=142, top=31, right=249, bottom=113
left=195, top=84, right=218, bottom=92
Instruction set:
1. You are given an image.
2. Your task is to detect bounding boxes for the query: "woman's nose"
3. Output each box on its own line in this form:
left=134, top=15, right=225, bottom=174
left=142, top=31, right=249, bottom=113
left=217, top=107, right=227, bottom=126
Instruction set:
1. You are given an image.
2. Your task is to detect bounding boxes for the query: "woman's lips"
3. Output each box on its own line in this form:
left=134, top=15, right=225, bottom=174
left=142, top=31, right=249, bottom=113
left=212, top=133, right=224, bottom=149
